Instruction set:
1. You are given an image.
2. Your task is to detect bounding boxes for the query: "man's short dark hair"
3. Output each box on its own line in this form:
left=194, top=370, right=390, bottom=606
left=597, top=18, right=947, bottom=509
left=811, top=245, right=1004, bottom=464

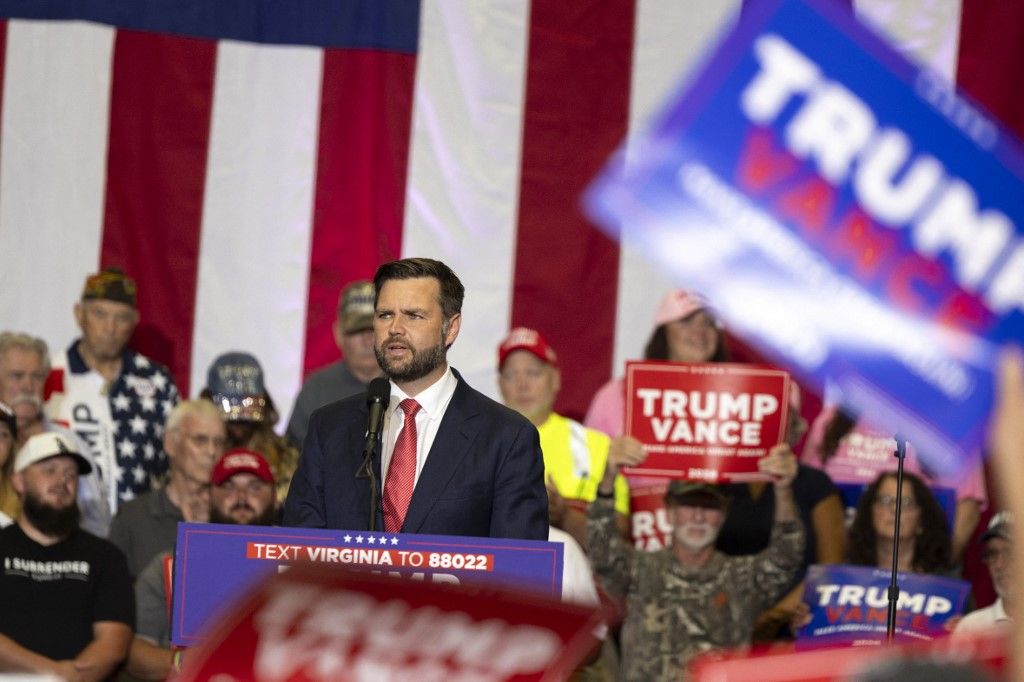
left=373, top=258, right=465, bottom=320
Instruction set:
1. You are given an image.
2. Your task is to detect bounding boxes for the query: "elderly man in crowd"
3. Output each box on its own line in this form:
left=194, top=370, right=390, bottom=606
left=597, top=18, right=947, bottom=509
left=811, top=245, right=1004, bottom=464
left=0, top=331, right=109, bottom=535
left=108, top=399, right=226, bottom=579
left=286, top=280, right=383, bottom=447
left=46, top=268, right=180, bottom=517
left=588, top=444, right=804, bottom=680
left=954, top=511, right=1015, bottom=636
left=0, top=432, right=133, bottom=679
left=497, top=327, right=629, bottom=549
left=126, top=447, right=277, bottom=679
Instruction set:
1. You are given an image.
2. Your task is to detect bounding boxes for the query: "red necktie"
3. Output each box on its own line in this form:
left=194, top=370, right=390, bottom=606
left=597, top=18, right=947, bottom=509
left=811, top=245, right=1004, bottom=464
left=382, top=398, right=421, bottom=533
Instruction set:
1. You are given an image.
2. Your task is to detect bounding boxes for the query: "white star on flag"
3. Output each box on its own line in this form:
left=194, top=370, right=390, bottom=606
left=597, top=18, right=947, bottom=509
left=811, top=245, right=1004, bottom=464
left=355, top=535, right=364, bottom=543
left=133, top=465, right=145, bottom=483
left=367, top=536, right=376, bottom=545
left=112, top=394, right=131, bottom=411
left=143, top=443, right=155, bottom=461
left=390, top=537, right=399, bottom=545
left=152, top=373, right=167, bottom=390
left=140, top=396, right=157, bottom=412
left=343, top=534, right=352, bottom=542
left=161, top=400, right=173, bottom=416
left=120, top=489, right=135, bottom=502
left=117, top=439, right=136, bottom=457
left=129, top=415, right=147, bottom=434
left=133, top=355, right=150, bottom=368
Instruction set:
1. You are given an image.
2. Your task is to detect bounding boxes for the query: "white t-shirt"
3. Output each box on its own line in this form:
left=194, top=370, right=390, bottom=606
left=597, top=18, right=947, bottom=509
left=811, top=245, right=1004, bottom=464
left=953, top=597, right=1011, bottom=637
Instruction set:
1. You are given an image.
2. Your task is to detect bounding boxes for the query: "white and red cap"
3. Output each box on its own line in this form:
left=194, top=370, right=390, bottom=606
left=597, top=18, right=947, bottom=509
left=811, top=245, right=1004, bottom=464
left=981, top=511, right=1013, bottom=543
left=653, top=290, right=718, bottom=327
left=498, top=327, right=559, bottom=369
left=211, top=448, right=274, bottom=486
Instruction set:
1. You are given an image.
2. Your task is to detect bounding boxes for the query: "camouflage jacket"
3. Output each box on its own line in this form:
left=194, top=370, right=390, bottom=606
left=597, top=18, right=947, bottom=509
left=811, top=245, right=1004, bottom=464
left=587, top=497, right=803, bottom=681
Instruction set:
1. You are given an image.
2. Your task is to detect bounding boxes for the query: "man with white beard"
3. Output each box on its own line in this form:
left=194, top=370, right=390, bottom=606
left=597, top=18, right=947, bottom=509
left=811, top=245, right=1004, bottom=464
left=588, top=445, right=804, bottom=681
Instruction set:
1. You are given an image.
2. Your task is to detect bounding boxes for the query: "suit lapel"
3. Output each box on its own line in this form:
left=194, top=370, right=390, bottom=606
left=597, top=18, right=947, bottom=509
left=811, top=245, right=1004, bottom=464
left=401, top=376, right=478, bottom=533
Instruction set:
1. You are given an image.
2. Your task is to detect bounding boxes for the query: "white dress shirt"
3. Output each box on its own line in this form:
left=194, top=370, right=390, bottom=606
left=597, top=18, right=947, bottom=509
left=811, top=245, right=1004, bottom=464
left=380, top=366, right=458, bottom=489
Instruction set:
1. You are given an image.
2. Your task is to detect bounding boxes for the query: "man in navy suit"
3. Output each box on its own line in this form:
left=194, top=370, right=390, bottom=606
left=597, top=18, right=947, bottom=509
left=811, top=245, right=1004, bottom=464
left=283, top=258, right=547, bottom=540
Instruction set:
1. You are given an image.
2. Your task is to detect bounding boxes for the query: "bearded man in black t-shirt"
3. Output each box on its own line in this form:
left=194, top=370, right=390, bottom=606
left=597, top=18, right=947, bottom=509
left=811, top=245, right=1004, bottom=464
left=0, top=432, right=133, bottom=679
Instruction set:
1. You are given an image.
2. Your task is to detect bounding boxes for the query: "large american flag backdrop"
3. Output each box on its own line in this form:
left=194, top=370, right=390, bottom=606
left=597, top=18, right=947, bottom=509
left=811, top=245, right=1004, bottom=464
left=1, top=0, right=1022, bottom=425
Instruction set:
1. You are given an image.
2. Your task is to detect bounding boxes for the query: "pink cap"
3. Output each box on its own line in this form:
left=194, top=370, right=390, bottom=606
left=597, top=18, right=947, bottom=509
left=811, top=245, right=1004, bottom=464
left=498, top=327, right=558, bottom=369
left=654, top=290, right=715, bottom=327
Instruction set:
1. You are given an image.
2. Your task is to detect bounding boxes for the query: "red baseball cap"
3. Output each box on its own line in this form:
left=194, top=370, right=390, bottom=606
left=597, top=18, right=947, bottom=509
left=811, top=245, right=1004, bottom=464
left=211, top=448, right=274, bottom=486
left=498, top=327, right=558, bottom=370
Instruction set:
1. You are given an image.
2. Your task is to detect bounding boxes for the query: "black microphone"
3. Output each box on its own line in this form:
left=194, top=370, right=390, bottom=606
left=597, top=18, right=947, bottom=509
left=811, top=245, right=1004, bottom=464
left=358, top=377, right=390, bottom=531
left=365, top=377, right=391, bottom=454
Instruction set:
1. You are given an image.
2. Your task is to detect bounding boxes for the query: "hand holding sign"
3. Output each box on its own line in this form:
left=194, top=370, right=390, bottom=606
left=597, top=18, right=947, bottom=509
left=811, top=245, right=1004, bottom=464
left=758, top=443, right=798, bottom=488
left=604, top=436, right=647, bottom=480
left=759, top=443, right=799, bottom=524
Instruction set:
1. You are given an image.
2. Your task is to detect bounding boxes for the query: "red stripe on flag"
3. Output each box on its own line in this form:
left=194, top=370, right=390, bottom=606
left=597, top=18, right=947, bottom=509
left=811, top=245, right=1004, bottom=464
left=100, top=31, right=217, bottom=396
left=512, top=1, right=636, bottom=420
left=956, top=3, right=1024, bottom=140
left=302, top=49, right=417, bottom=376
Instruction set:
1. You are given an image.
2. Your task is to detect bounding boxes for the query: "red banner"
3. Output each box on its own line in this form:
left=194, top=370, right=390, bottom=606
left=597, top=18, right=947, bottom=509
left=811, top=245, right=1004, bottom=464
left=628, top=480, right=671, bottom=552
left=624, top=361, right=790, bottom=481
left=689, top=627, right=1007, bottom=681
left=176, top=564, right=606, bottom=681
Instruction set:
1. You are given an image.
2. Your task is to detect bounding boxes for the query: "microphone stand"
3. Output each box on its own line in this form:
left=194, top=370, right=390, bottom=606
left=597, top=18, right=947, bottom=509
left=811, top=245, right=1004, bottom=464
left=885, top=434, right=908, bottom=643
left=355, top=440, right=379, bottom=532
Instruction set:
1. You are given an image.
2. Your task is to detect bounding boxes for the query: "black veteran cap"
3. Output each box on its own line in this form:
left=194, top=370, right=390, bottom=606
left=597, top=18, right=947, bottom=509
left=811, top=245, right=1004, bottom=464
left=82, top=267, right=138, bottom=308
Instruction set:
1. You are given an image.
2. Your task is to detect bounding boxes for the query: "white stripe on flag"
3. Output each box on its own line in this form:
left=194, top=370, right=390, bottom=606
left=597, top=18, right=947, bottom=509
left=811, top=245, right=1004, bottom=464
left=613, top=1, right=742, bottom=373
left=190, top=40, right=322, bottom=411
left=403, top=0, right=530, bottom=398
left=0, top=20, right=113, bottom=350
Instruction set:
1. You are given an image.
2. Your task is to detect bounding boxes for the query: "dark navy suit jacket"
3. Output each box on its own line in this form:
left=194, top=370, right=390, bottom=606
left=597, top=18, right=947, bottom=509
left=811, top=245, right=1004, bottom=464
left=282, top=371, right=548, bottom=540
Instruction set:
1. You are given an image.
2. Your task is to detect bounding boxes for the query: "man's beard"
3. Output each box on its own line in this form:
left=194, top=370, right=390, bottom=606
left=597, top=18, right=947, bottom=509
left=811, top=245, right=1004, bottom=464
left=673, top=521, right=719, bottom=551
left=210, top=502, right=278, bottom=527
left=374, top=336, right=447, bottom=384
left=22, top=489, right=81, bottom=538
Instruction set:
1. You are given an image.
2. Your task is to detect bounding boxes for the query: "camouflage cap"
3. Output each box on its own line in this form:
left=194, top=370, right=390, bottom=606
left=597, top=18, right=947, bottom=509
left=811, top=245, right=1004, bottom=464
left=664, top=480, right=728, bottom=509
left=338, top=281, right=376, bottom=334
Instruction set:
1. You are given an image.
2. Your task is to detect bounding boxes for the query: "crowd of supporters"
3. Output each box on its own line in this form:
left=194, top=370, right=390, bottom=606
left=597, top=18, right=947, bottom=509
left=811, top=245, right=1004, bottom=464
left=0, top=267, right=1017, bottom=680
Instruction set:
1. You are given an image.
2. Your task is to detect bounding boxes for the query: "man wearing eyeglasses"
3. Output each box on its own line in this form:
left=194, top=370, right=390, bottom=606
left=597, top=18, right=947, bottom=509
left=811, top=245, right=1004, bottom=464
left=954, top=511, right=1015, bottom=637
left=108, top=400, right=227, bottom=579
left=127, top=447, right=277, bottom=679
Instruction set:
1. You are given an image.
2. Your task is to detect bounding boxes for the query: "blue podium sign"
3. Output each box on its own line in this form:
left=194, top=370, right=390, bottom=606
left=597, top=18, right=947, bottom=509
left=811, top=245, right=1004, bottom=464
left=586, top=0, right=1024, bottom=476
left=170, top=523, right=563, bottom=646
